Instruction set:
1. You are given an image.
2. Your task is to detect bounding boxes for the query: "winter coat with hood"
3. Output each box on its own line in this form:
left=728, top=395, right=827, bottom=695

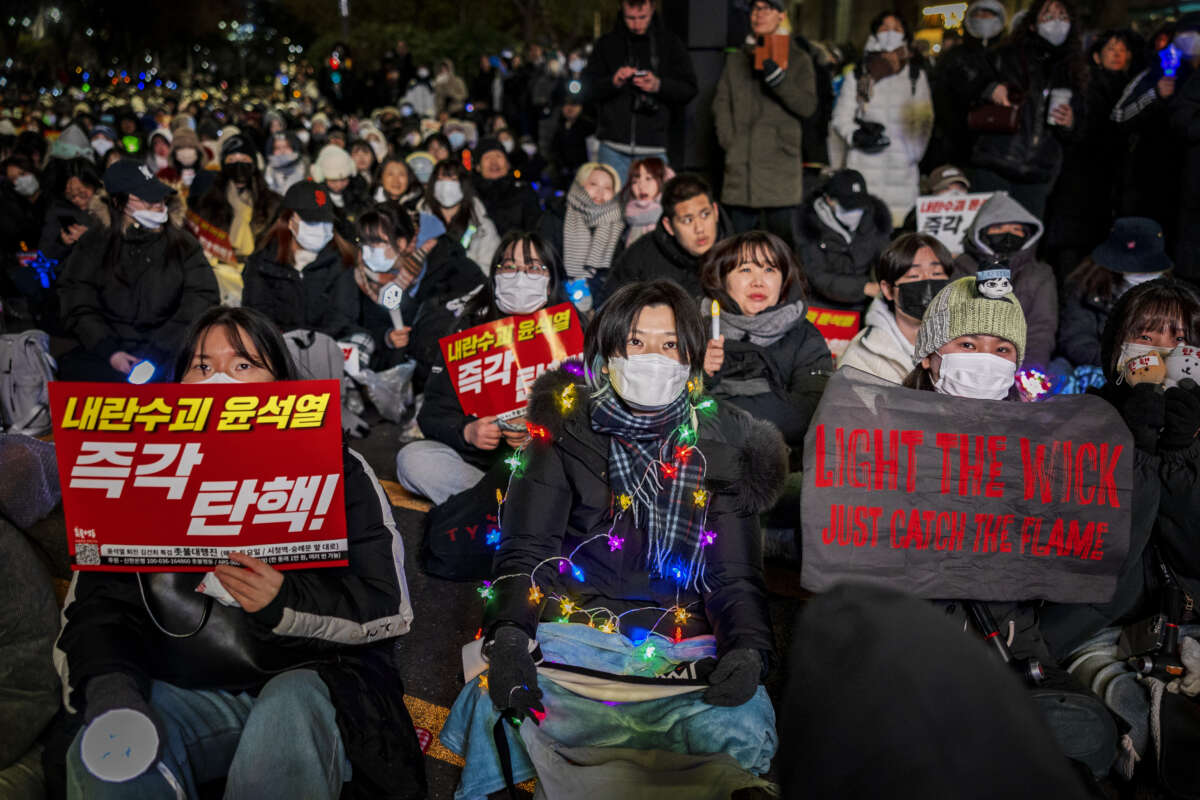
left=795, top=193, right=893, bottom=310
left=831, top=59, right=933, bottom=226
left=607, top=211, right=732, bottom=299
left=485, top=365, right=788, bottom=663
left=928, top=0, right=1005, bottom=168
left=969, top=33, right=1086, bottom=184
left=242, top=239, right=366, bottom=342
left=701, top=291, right=832, bottom=451
left=949, top=191, right=1058, bottom=369
left=54, top=445, right=427, bottom=798
left=583, top=13, right=698, bottom=151
left=837, top=295, right=915, bottom=383
left=713, top=37, right=818, bottom=208
left=57, top=212, right=219, bottom=367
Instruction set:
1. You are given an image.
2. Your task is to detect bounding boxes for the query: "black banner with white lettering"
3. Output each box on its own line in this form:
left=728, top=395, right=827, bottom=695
left=800, top=369, right=1133, bottom=603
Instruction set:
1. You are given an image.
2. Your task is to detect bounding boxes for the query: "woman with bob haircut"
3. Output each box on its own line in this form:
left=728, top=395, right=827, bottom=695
left=698, top=230, right=832, bottom=455
left=55, top=305, right=425, bottom=799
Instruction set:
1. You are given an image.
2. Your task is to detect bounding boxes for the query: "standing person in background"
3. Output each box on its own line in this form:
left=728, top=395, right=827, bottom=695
left=549, top=88, right=596, bottom=191
left=713, top=0, right=818, bottom=247
left=928, top=0, right=1006, bottom=170
left=583, top=0, right=698, bottom=183
left=830, top=11, right=933, bottom=228
left=1169, top=16, right=1200, bottom=283
left=434, top=59, right=469, bottom=118
left=968, top=0, right=1086, bottom=220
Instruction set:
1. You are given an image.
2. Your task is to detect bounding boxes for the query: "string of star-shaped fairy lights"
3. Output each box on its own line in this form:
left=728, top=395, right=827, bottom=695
left=477, top=367, right=722, bottom=656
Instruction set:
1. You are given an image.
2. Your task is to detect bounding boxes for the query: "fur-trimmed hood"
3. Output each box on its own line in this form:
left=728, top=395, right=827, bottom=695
left=526, top=362, right=789, bottom=514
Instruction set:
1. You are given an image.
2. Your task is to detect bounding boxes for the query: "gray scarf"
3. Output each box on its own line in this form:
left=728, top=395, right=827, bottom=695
left=702, top=297, right=807, bottom=347
left=563, top=181, right=623, bottom=280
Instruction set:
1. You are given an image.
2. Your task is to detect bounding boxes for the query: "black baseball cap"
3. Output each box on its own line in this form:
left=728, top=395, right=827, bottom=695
left=824, top=169, right=870, bottom=210
left=283, top=180, right=336, bottom=223
left=103, top=159, right=174, bottom=203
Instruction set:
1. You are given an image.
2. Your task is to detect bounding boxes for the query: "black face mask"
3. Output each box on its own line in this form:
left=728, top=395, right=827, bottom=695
left=222, top=162, right=254, bottom=184
left=896, top=278, right=949, bottom=320
left=982, top=230, right=1026, bottom=256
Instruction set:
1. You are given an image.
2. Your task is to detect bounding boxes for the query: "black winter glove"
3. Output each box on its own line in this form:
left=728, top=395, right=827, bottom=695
left=1160, top=382, right=1200, bottom=451
left=761, top=58, right=786, bottom=88
left=83, top=672, right=168, bottom=768
left=485, top=625, right=544, bottom=722
left=702, top=648, right=763, bottom=707
left=1119, top=382, right=1166, bottom=454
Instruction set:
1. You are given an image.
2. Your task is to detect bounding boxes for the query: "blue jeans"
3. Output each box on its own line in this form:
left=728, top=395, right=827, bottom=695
left=67, top=670, right=349, bottom=799
left=596, top=142, right=667, bottom=188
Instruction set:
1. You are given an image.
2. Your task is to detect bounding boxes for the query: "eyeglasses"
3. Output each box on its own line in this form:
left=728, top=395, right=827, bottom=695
left=750, top=3, right=777, bottom=14
left=496, top=261, right=549, bottom=274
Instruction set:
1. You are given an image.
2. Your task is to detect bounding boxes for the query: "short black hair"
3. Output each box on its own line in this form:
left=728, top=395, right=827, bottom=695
left=356, top=204, right=415, bottom=247
left=585, top=280, right=705, bottom=383
left=662, top=173, right=714, bottom=220
left=876, top=233, right=953, bottom=311
left=173, top=306, right=298, bottom=382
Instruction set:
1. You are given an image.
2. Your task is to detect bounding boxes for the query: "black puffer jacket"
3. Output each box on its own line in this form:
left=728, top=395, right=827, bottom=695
left=487, top=366, right=788, bottom=660
left=55, top=446, right=424, bottom=798
left=1055, top=287, right=1114, bottom=368
left=795, top=195, right=892, bottom=310
left=970, top=37, right=1085, bottom=184
left=582, top=14, right=698, bottom=150
left=473, top=174, right=541, bottom=238
left=607, top=211, right=731, bottom=299
left=58, top=223, right=219, bottom=364
left=703, top=297, right=832, bottom=451
left=242, top=240, right=365, bottom=342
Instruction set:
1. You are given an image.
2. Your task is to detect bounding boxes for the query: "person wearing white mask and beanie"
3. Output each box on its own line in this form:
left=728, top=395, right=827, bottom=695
left=830, top=11, right=933, bottom=227
left=395, top=231, right=560, bottom=505
left=241, top=181, right=366, bottom=346
left=57, top=160, right=218, bottom=382
left=311, top=143, right=370, bottom=240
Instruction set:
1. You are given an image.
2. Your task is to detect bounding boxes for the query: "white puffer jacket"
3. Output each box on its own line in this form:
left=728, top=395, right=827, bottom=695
left=836, top=296, right=914, bottom=384
left=830, top=65, right=933, bottom=227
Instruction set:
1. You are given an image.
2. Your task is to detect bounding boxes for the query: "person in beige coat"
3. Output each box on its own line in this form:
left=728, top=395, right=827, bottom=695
left=712, top=0, right=817, bottom=246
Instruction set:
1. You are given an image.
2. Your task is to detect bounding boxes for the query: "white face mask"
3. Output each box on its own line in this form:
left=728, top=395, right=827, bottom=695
left=1038, top=19, right=1070, bottom=47
left=130, top=207, right=168, bottom=229
left=296, top=130, right=311, bottom=145
left=521, top=142, right=538, bottom=157
left=92, top=138, right=115, bottom=156
left=965, top=14, right=1005, bottom=42
left=447, top=131, right=467, bottom=150
left=500, top=138, right=515, bottom=154
left=1176, top=32, right=1200, bottom=57
left=607, top=353, right=692, bottom=411
left=175, top=148, right=198, bottom=166
left=494, top=271, right=549, bottom=315
left=434, top=179, right=464, bottom=208
left=269, top=152, right=298, bottom=169
left=933, top=352, right=1017, bottom=400
left=873, top=30, right=906, bottom=52
left=1124, top=272, right=1164, bottom=287
left=569, top=57, right=587, bottom=73
left=13, top=173, right=38, bottom=197
left=1118, top=341, right=1169, bottom=369
left=834, top=205, right=865, bottom=231
left=362, top=245, right=395, bottom=272
left=294, top=219, right=333, bottom=252
left=181, top=168, right=196, bottom=187
left=198, top=372, right=243, bottom=384
left=153, top=154, right=168, bottom=169
left=330, top=192, right=345, bottom=208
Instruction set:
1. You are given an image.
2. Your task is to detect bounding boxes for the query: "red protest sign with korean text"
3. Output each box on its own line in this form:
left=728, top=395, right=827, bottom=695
left=49, top=379, right=346, bottom=572
left=440, top=302, right=584, bottom=418
left=805, top=306, right=861, bottom=359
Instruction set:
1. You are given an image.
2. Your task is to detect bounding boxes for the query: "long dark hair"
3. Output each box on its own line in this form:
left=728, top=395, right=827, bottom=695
left=371, top=154, right=421, bottom=203
left=876, top=233, right=953, bottom=312
left=460, top=230, right=561, bottom=326
left=172, top=306, right=298, bottom=382
left=423, top=159, right=477, bottom=239
left=1065, top=257, right=1123, bottom=303
left=585, top=280, right=706, bottom=386
left=1010, top=0, right=1089, bottom=92
left=699, top=231, right=806, bottom=311
left=190, top=162, right=277, bottom=234
left=1099, top=279, right=1200, bottom=380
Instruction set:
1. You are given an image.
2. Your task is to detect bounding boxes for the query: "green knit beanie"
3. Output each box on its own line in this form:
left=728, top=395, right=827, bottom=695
left=913, top=276, right=1027, bottom=366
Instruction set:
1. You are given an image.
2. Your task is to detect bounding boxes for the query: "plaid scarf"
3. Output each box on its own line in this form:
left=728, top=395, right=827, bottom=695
left=590, top=391, right=709, bottom=590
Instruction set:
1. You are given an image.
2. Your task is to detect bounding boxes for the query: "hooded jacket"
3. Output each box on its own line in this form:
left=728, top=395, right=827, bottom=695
left=58, top=220, right=218, bottom=365
left=701, top=294, right=832, bottom=450
left=487, top=366, right=787, bottom=661
left=53, top=446, right=426, bottom=798
left=607, top=210, right=731, bottom=298
left=713, top=38, right=818, bottom=208
left=949, top=191, right=1058, bottom=369
left=837, top=296, right=915, bottom=383
left=583, top=14, right=698, bottom=150
left=795, top=193, right=893, bottom=310
left=242, top=238, right=366, bottom=343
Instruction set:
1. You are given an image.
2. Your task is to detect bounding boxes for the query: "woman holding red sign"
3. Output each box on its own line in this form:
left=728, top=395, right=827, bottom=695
left=395, top=230, right=562, bottom=505
left=55, top=306, right=424, bottom=799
